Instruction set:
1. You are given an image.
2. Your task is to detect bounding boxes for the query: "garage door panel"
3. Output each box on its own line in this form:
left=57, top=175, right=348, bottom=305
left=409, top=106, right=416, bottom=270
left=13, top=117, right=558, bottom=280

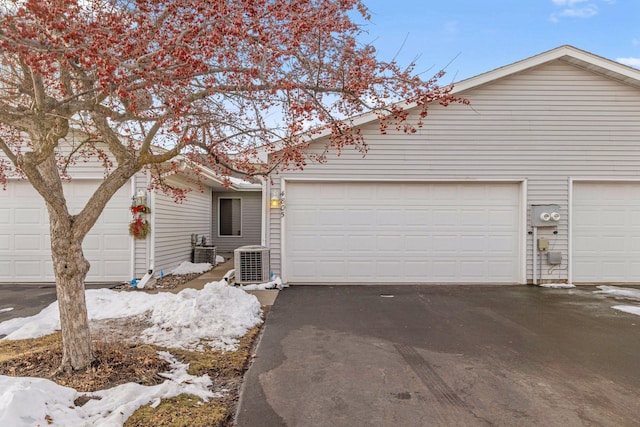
left=432, top=209, right=458, bottom=226
left=83, top=235, right=101, bottom=250
left=15, top=208, right=42, bottom=224
left=573, top=182, right=640, bottom=282
left=376, top=235, right=405, bottom=251
left=431, top=261, right=458, bottom=281
left=376, top=209, right=403, bottom=226
left=432, top=234, right=460, bottom=253
left=14, top=234, right=42, bottom=250
left=489, top=209, right=516, bottom=226
left=403, top=235, right=432, bottom=252
left=104, top=235, right=130, bottom=251
left=461, top=236, right=486, bottom=252
left=285, top=182, right=520, bottom=283
left=404, top=261, right=429, bottom=277
left=405, top=209, right=430, bottom=225
left=1, top=180, right=130, bottom=282
left=489, top=234, right=517, bottom=252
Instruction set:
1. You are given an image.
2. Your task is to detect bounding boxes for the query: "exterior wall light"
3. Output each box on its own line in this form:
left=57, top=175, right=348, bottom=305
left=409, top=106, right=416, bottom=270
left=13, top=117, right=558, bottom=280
left=135, top=190, right=147, bottom=206
left=270, top=189, right=282, bottom=208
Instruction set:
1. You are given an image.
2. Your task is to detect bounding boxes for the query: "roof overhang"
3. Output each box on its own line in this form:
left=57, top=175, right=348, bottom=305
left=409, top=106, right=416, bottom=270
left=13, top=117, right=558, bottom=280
left=452, top=45, right=640, bottom=93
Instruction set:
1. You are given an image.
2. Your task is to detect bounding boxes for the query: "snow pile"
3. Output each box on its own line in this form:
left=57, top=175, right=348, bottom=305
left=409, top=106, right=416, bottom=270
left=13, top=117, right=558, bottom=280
left=171, top=261, right=212, bottom=275
left=0, top=352, right=215, bottom=427
left=0, top=280, right=263, bottom=352
left=539, top=283, right=575, bottom=289
left=142, top=281, right=262, bottom=351
left=0, top=308, right=14, bottom=314
left=0, top=279, right=264, bottom=425
left=0, top=289, right=173, bottom=340
left=216, top=255, right=225, bottom=264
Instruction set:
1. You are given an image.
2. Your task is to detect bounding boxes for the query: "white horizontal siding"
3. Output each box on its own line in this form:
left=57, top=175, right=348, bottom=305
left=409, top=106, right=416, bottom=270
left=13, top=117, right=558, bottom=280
left=267, top=59, right=640, bottom=283
left=153, top=176, right=211, bottom=275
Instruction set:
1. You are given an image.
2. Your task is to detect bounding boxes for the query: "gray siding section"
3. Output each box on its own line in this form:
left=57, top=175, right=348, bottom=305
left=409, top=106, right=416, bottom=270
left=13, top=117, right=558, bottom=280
left=267, top=59, right=640, bottom=283
left=212, top=191, right=262, bottom=253
left=153, top=176, right=212, bottom=275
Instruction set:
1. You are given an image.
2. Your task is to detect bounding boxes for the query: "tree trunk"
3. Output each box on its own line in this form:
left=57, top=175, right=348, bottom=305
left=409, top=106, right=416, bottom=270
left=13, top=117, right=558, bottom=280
left=50, top=214, right=93, bottom=372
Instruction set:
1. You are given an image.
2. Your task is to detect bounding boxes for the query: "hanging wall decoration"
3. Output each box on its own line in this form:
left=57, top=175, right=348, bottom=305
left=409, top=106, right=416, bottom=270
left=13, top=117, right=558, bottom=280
left=129, top=194, right=151, bottom=239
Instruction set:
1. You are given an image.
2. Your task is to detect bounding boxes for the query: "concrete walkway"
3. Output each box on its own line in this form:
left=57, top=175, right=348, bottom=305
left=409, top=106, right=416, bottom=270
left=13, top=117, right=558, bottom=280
left=170, top=256, right=278, bottom=307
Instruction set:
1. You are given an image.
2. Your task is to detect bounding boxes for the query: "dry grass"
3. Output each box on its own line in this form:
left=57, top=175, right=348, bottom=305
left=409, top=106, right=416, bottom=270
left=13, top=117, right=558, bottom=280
left=0, top=322, right=264, bottom=426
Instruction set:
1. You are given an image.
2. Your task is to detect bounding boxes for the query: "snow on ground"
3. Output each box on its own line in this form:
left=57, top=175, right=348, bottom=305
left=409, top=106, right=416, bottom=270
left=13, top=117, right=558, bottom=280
left=594, top=285, right=640, bottom=301
left=171, top=261, right=213, bottom=275
left=593, top=285, right=640, bottom=317
left=216, top=255, right=225, bottom=264
left=0, top=352, right=216, bottom=427
left=239, top=277, right=286, bottom=291
left=612, top=305, right=640, bottom=316
left=0, top=280, right=262, bottom=351
left=0, top=289, right=174, bottom=340
left=0, top=308, right=13, bottom=313
left=0, top=279, right=263, bottom=426
left=539, top=283, right=575, bottom=289
left=142, top=282, right=263, bottom=351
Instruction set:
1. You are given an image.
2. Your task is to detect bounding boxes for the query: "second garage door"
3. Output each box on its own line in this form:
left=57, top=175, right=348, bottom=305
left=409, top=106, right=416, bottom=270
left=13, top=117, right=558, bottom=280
left=573, top=182, right=640, bottom=283
left=284, top=182, right=521, bottom=283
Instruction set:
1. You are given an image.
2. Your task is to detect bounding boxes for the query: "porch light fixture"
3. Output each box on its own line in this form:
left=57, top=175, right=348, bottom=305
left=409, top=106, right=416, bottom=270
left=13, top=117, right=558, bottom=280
left=270, top=189, right=282, bottom=208
left=135, top=190, right=147, bottom=206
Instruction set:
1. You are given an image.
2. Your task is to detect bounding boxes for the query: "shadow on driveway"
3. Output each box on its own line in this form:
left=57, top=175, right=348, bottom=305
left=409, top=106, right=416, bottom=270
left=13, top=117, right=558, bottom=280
left=237, top=285, right=640, bottom=426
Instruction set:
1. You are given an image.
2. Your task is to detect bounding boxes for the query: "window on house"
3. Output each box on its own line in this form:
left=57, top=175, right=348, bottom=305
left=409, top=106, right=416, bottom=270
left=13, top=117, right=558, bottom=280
left=219, top=198, right=242, bottom=236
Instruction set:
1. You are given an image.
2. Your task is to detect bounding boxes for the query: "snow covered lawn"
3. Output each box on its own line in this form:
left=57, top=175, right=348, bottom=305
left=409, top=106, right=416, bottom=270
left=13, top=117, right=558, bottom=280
left=0, top=279, right=263, bottom=426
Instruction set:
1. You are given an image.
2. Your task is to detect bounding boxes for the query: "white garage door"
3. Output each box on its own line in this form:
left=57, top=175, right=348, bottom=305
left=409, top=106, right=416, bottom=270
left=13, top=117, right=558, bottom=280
left=573, top=182, right=640, bottom=283
left=0, top=180, right=131, bottom=282
left=284, top=182, right=521, bottom=283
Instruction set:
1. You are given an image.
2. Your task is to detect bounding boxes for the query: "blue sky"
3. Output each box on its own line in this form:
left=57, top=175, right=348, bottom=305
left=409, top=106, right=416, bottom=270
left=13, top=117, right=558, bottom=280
left=355, top=0, right=639, bottom=83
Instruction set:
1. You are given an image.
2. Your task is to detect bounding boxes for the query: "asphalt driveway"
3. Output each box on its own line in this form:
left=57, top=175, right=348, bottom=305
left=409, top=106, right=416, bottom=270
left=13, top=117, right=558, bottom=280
left=236, top=285, right=640, bottom=426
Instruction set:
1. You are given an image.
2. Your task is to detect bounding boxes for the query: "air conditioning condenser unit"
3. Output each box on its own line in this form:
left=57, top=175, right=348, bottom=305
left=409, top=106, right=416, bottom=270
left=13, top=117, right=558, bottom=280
left=234, top=245, right=270, bottom=284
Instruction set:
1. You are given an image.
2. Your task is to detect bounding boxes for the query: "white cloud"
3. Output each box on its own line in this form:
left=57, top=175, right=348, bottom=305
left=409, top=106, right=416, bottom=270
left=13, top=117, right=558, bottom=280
left=443, top=20, right=459, bottom=35
left=551, top=0, right=589, bottom=5
left=549, top=0, right=614, bottom=22
left=559, top=5, right=598, bottom=17
left=616, top=57, right=640, bottom=68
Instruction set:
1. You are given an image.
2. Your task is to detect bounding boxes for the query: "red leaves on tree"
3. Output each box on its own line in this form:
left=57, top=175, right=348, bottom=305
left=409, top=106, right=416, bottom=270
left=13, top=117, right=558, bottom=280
left=0, top=0, right=467, bottom=187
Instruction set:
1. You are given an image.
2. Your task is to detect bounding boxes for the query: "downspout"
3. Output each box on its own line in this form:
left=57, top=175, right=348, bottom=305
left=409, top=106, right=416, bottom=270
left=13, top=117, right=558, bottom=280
left=257, top=176, right=267, bottom=247
left=129, top=175, right=136, bottom=281
left=137, top=171, right=155, bottom=288
left=532, top=226, right=538, bottom=285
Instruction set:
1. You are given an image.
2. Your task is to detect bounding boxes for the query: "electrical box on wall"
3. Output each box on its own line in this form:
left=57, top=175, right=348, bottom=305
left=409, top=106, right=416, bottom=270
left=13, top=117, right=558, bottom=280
left=548, top=251, right=562, bottom=265
left=537, top=237, right=549, bottom=251
left=531, top=204, right=561, bottom=227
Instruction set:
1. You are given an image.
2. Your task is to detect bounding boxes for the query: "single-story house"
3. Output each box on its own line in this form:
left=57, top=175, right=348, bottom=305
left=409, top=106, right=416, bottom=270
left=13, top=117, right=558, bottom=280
left=263, top=45, right=640, bottom=285
left=0, top=157, right=262, bottom=283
